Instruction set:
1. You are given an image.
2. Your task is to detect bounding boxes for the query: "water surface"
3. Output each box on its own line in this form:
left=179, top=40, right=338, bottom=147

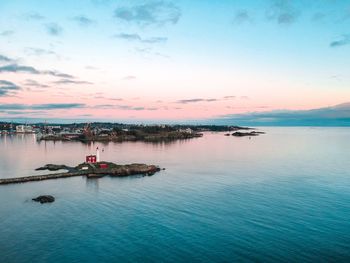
left=1, top=127, right=350, bottom=262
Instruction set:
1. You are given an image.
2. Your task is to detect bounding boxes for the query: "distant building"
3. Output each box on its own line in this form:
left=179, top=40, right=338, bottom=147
left=178, top=128, right=193, bottom=134
left=16, top=125, right=35, bottom=133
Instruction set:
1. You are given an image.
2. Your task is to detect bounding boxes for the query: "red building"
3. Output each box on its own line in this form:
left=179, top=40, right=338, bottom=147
left=86, top=155, right=97, bottom=163
left=99, top=163, right=108, bottom=169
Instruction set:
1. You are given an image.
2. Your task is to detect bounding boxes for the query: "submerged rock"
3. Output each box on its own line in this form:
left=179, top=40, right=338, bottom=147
left=32, top=195, right=55, bottom=204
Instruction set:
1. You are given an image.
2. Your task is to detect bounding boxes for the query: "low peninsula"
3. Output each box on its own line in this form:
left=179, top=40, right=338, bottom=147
left=0, top=162, right=161, bottom=185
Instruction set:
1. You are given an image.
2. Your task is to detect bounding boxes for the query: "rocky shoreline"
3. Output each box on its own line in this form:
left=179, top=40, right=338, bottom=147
left=0, top=162, right=161, bottom=185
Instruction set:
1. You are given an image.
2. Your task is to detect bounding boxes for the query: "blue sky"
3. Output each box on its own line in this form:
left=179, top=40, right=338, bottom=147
left=0, top=0, right=350, bottom=124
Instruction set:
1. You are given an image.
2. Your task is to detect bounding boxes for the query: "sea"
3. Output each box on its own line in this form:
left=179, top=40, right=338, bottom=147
left=1, top=127, right=350, bottom=262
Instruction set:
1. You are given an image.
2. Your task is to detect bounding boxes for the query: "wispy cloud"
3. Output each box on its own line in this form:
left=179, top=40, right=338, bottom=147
left=24, top=47, right=57, bottom=56
left=122, top=75, right=137, bottom=80
left=0, top=103, right=85, bottom=110
left=134, top=47, right=170, bottom=58
left=233, top=10, right=251, bottom=24
left=330, top=34, right=350, bottom=48
left=266, top=0, right=299, bottom=25
left=93, top=104, right=157, bottom=111
left=175, top=98, right=218, bottom=104
left=0, top=55, right=13, bottom=63
left=0, top=80, right=21, bottom=97
left=312, top=12, right=326, bottom=22
left=72, top=15, right=95, bottom=26
left=176, top=96, right=241, bottom=104
left=113, top=33, right=167, bottom=44
left=46, top=23, right=63, bottom=36
left=52, top=79, right=93, bottom=85
left=85, top=65, right=98, bottom=70
left=114, top=1, right=181, bottom=26
left=23, top=79, right=50, bottom=89
left=24, top=12, right=45, bottom=20
left=0, top=30, right=14, bottom=37
left=0, top=64, right=74, bottom=78
left=217, top=102, right=350, bottom=126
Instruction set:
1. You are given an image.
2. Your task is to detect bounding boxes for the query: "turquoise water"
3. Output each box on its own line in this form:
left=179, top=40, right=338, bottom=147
left=1, top=127, right=350, bottom=262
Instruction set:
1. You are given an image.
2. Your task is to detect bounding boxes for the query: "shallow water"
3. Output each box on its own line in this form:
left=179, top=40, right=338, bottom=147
left=1, top=127, right=350, bottom=262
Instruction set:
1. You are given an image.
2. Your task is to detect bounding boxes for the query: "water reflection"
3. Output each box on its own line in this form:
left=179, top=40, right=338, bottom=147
left=86, top=177, right=99, bottom=192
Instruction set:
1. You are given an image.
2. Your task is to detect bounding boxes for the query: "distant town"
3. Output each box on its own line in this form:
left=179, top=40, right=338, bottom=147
left=0, top=122, right=254, bottom=142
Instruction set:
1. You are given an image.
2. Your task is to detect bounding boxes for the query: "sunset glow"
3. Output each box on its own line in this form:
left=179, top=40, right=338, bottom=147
left=1, top=0, right=350, bottom=122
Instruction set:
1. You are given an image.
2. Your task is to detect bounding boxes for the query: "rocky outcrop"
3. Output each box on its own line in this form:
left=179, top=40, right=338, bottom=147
left=36, top=164, right=74, bottom=171
left=108, top=163, right=160, bottom=177
left=32, top=195, right=55, bottom=203
left=231, top=131, right=265, bottom=137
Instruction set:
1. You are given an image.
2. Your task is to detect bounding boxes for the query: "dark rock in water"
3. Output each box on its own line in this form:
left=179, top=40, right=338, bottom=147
left=36, top=164, right=74, bottom=172
left=232, top=131, right=265, bottom=137
left=32, top=195, right=55, bottom=204
left=224, top=133, right=231, bottom=136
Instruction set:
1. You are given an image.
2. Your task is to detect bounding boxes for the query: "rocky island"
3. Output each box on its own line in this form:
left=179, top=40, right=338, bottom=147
left=33, top=123, right=253, bottom=143
left=0, top=161, right=161, bottom=185
left=32, top=195, right=55, bottom=204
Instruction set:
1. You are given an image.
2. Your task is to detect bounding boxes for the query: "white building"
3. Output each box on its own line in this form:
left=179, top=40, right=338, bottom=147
left=16, top=125, right=34, bottom=133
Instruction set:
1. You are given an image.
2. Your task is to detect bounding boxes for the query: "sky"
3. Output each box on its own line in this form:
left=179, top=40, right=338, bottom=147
left=0, top=0, right=350, bottom=124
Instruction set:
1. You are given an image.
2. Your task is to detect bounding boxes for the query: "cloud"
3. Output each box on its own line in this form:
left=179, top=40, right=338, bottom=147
left=0, top=30, right=14, bottom=37
left=122, top=75, right=136, bottom=80
left=216, top=102, right=350, bottom=126
left=31, top=103, right=85, bottom=110
left=52, top=79, right=93, bottom=85
left=93, top=104, right=156, bottom=111
left=72, top=15, right=95, bottom=26
left=85, top=65, right=98, bottom=70
left=233, top=10, right=251, bottom=24
left=24, top=12, right=45, bottom=20
left=175, top=96, right=246, bottom=104
left=0, top=80, right=21, bottom=97
left=114, top=1, right=181, bottom=26
left=266, top=0, right=299, bottom=25
left=23, top=79, right=50, bottom=89
left=0, top=103, right=85, bottom=110
left=114, top=33, right=167, bottom=43
left=175, top=98, right=218, bottom=104
left=0, top=64, right=74, bottom=78
left=312, top=12, right=326, bottom=22
left=0, top=64, right=38, bottom=74
left=46, top=23, right=63, bottom=36
left=134, top=47, right=170, bottom=58
left=0, top=55, right=13, bottom=63
left=24, top=47, right=57, bottom=56
left=115, top=105, right=145, bottom=111
left=330, top=35, right=350, bottom=48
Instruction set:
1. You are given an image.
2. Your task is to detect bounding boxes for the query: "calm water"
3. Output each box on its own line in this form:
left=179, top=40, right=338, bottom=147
left=1, top=127, right=350, bottom=262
